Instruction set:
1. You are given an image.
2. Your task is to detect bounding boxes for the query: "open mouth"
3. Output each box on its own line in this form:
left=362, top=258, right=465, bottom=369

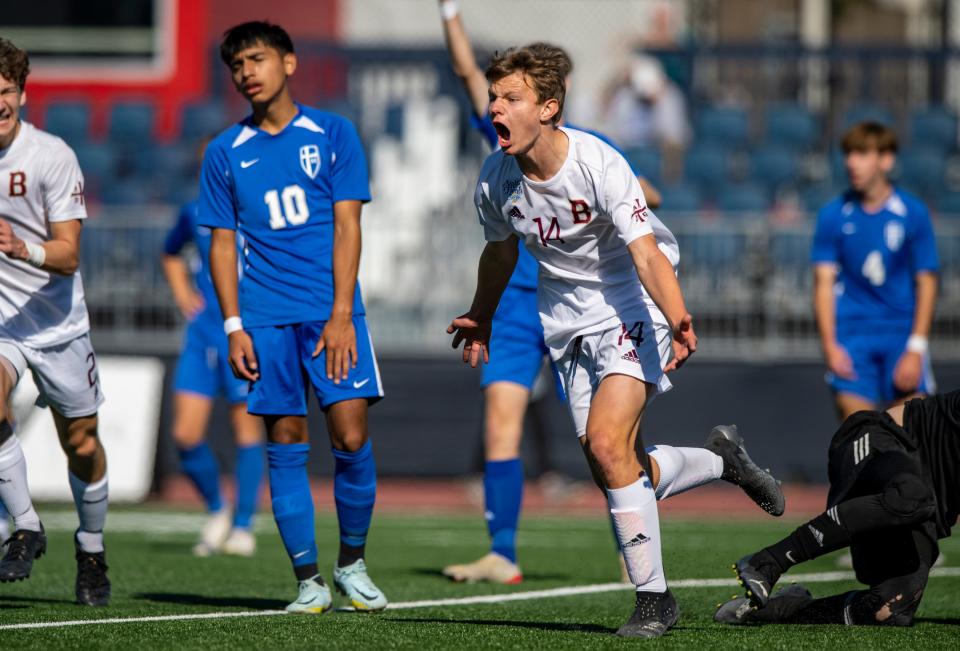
left=493, top=121, right=511, bottom=148
left=243, top=83, right=263, bottom=96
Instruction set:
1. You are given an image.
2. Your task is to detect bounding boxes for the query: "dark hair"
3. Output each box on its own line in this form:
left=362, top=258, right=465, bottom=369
left=485, top=42, right=571, bottom=124
left=219, top=21, right=294, bottom=65
left=0, top=38, right=30, bottom=90
left=841, top=121, right=898, bottom=154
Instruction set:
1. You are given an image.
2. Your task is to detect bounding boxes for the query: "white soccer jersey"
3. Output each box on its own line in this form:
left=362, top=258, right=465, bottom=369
left=0, top=121, right=90, bottom=348
left=476, top=127, right=679, bottom=356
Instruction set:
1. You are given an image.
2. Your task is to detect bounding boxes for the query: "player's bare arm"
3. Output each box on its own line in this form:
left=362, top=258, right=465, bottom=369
left=312, top=199, right=362, bottom=384
left=0, top=218, right=80, bottom=275
left=627, top=233, right=696, bottom=371
left=437, top=0, right=488, bottom=117
left=813, top=262, right=855, bottom=379
left=160, top=253, right=205, bottom=319
left=448, top=235, right=519, bottom=367
left=637, top=178, right=661, bottom=210
left=209, top=227, right=258, bottom=381
left=893, top=271, right=937, bottom=393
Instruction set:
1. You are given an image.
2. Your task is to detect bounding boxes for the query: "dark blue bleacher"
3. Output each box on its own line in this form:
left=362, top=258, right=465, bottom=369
left=658, top=183, right=702, bottom=213
left=750, top=147, right=799, bottom=194
left=897, top=148, right=945, bottom=200
left=73, top=144, right=116, bottom=192
left=765, top=104, right=819, bottom=151
left=909, top=106, right=957, bottom=153
left=180, top=101, right=230, bottom=142
left=841, top=104, right=896, bottom=131
left=695, top=107, right=749, bottom=148
left=108, top=102, right=156, bottom=148
left=716, top=182, right=769, bottom=214
left=623, top=146, right=662, bottom=185
left=683, top=146, right=730, bottom=199
left=45, top=101, right=91, bottom=144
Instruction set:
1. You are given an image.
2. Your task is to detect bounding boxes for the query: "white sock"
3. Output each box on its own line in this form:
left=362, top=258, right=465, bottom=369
left=69, top=471, right=108, bottom=553
left=0, top=435, right=42, bottom=532
left=607, top=477, right=666, bottom=592
left=647, top=445, right=723, bottom=500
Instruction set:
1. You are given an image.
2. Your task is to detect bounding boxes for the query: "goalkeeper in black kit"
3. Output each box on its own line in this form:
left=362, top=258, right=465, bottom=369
left=716, top=391, right=959, bottom=626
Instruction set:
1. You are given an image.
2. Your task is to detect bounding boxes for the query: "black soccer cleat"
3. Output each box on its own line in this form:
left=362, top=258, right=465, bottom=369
left=615, top=589, right=680, bottom=638
left=734, top=550, right=782, bottom=609
left=715, top=584, right=813, bottom=625
left=75, top=533, right=111, bottom=607
left=0, top=525, right=46, bottom=582
left=705, top=425, right=785, bottom=517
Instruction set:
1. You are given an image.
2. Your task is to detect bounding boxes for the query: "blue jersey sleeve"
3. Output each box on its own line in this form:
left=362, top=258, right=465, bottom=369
left=163, top=204, right=194, bottom=255
left=811, top=203, right=840, bottom=264
left=197, top=142, right=237, bottom=230
left=471, top=113, right=498, bottom=149
left=910, top=204, right=940, bottom=273
left=330, top=118, right=372, bottom=203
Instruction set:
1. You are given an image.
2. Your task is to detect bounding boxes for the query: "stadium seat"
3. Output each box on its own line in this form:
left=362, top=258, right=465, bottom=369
left=716, top=182, right=770, bottom=214
left=99, top=178, right=151, bottom=205
left=802, top=183, right=843, bottom=214
left=658, top=183, right=702, bottom=213
left=108, top=102, right=156, bottom=146
left=841, top=104, right=895, bottom=132
left=44, top=101, right=91, bottom=144
left=750, top=147, right=799, bottom=192
left=936, top=191, right=960, bottom=216
left=909, top=106, right=957, bottom=153
left=897, top=148, right=945, bottom=199
left=132, top=144, right=197, bottom=182
left=765, top=104, right=819, bottom=151
left=623, top=146, right=661, bottom=184
left=683, top=146, right=730, bottom=198
left=73, top=144, right=117, bottom=185
left=695, top=107, right=750, bottom=148
left=180, top=101, right=230, bottom=142
left=384, top=103, right=405, bottom=139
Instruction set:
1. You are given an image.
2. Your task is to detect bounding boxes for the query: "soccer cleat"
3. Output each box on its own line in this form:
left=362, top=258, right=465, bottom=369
left=615, top=589, right=680, bottom=638
left=285, top=575, right=333, bottom=614
left=706, top=425, right=785, bottom=517
left=734, top=549, right=782, bottom=609
left=221, top=528, right=256, bottom=557
left=0, top=525, right=46, bottom=582
left=715, top=584, right=813, bottom=625
left=192, top=509, right=232, bottom=557
left=333, top=559, right=388, bottom=612
left=75, top=533, right=111, bottom=606
left=442, top=552, right=522, bottom=584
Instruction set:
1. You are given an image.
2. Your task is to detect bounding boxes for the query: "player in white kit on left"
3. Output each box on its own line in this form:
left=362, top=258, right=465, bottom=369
left=449, top=44, right=784, bottom=638
left=0, top=38, right=111, bottom=606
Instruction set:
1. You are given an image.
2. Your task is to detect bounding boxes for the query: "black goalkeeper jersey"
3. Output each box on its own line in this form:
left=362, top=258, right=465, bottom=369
left=903, top=391, right=960, bottom=538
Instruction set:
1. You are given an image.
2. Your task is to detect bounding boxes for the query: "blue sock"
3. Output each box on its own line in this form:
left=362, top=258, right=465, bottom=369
left=178, top=442, right=223, bottom=513
left=267, top=443, right=317, bottom=575
left=233, top=443, right=265, bottom=529
left=332, top=440, right=376, bottom=554
left=484, top=458, right=523, bottom=563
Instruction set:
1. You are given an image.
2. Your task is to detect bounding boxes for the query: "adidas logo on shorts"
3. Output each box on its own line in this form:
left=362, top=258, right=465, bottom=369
left=621, top=349, right=640, bottom=363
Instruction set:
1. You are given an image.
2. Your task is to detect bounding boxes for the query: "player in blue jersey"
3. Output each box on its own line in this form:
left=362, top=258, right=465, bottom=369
left=199, top=22, right=386, bottom=613
left=162, top=190, right=265, bottom=558
left=437, top=0, right=662, bottom=584
left=812, top=122, right=939, bottom=422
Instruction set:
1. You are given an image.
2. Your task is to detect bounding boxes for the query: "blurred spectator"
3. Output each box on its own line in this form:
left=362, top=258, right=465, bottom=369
left=601, top=55, right=690, bottom=182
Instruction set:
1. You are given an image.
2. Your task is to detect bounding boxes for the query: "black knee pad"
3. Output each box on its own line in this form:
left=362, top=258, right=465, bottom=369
left=881, top=474, right=935, bottom=523
left=0, top=420, right=11, bottom=446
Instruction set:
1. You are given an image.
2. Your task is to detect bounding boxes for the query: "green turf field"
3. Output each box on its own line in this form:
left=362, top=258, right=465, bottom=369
left=1, top=508, right=958, bottom=649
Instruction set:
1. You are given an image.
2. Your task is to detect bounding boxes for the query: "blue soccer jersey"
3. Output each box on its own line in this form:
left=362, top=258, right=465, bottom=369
left=811, top=188, right=939, bottom=330
left=197, top=104, right=371, bottom=326
left=164, top=200, right=223, bottom=339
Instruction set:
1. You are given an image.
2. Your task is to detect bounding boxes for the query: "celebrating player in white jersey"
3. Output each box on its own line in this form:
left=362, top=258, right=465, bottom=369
left=448, top=44, right=784, bottom=638
left=0, top=39, right=110, bottom=606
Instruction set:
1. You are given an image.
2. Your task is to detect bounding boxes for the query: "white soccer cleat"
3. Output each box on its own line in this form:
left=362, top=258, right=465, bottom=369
left=333, top=559, right=388, bottom=612
left=192, top=509, right=232, bottom=557
left=285, top=575, right=333, bottom=614
left=221, top=528, right=256, bottom=557
left=442, top=552, right=522, bottom=584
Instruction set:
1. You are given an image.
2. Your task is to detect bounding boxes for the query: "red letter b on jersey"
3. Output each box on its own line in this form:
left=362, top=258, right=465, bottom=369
left=9, top=172, right=26, bottom=197
left=570, top=199, right=592, bottom=224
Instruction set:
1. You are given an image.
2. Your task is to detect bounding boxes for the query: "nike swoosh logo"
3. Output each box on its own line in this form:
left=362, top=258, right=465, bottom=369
left=747, top=579, right=768, bottom=599
left=292, top=550, right=310, bottom=560
left=355, top=588, right=379, bottom=600
left=353, top=378, right=370, bottom=389
left=240, top=159, right=259, bottom=168
left=785, top=551, right=796, bottom=564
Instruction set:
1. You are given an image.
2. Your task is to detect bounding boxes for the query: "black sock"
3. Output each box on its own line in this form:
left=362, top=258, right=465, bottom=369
left=784, top=591, right=859, bottom=625
left=338, top=542, right=364, bottom=568
left=294, top=562, right=320, bottom=582
left=764, top=511, right=851, bottom=572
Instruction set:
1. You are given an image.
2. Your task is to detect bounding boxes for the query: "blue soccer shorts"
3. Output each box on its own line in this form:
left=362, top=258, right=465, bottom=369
left=481, top=284, right=550, bottom=391
left=174, top=325, right=249, bottom=404
left=246, top=316, right=384, bottom=415
left=829, top=326, right=936, bottom=404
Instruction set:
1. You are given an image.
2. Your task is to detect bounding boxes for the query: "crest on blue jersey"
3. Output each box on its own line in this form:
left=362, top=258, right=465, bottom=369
left=885, top=220, right=905, bottom=252
left=299, top=145, right=321, bottom=179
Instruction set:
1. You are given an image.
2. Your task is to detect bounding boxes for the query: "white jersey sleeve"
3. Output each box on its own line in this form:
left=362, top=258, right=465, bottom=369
left=475, top=155, right=513, bottom=242
left=41, top=142, right=87, bottom=223
left=599, top=151, right=653, bottom=247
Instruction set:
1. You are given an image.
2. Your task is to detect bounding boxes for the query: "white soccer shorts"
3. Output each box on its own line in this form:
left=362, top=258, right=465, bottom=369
left=0, top=333, right=104, bottom=418
left=556, top=318, right=673, bottom=438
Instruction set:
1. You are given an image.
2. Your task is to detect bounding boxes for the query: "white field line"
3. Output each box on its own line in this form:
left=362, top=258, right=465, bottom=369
left=2, top=567, right=959, bottom=631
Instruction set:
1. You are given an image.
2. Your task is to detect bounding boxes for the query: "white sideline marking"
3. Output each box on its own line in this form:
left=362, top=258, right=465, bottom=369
left=2, top=567, right=959, bottom=631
